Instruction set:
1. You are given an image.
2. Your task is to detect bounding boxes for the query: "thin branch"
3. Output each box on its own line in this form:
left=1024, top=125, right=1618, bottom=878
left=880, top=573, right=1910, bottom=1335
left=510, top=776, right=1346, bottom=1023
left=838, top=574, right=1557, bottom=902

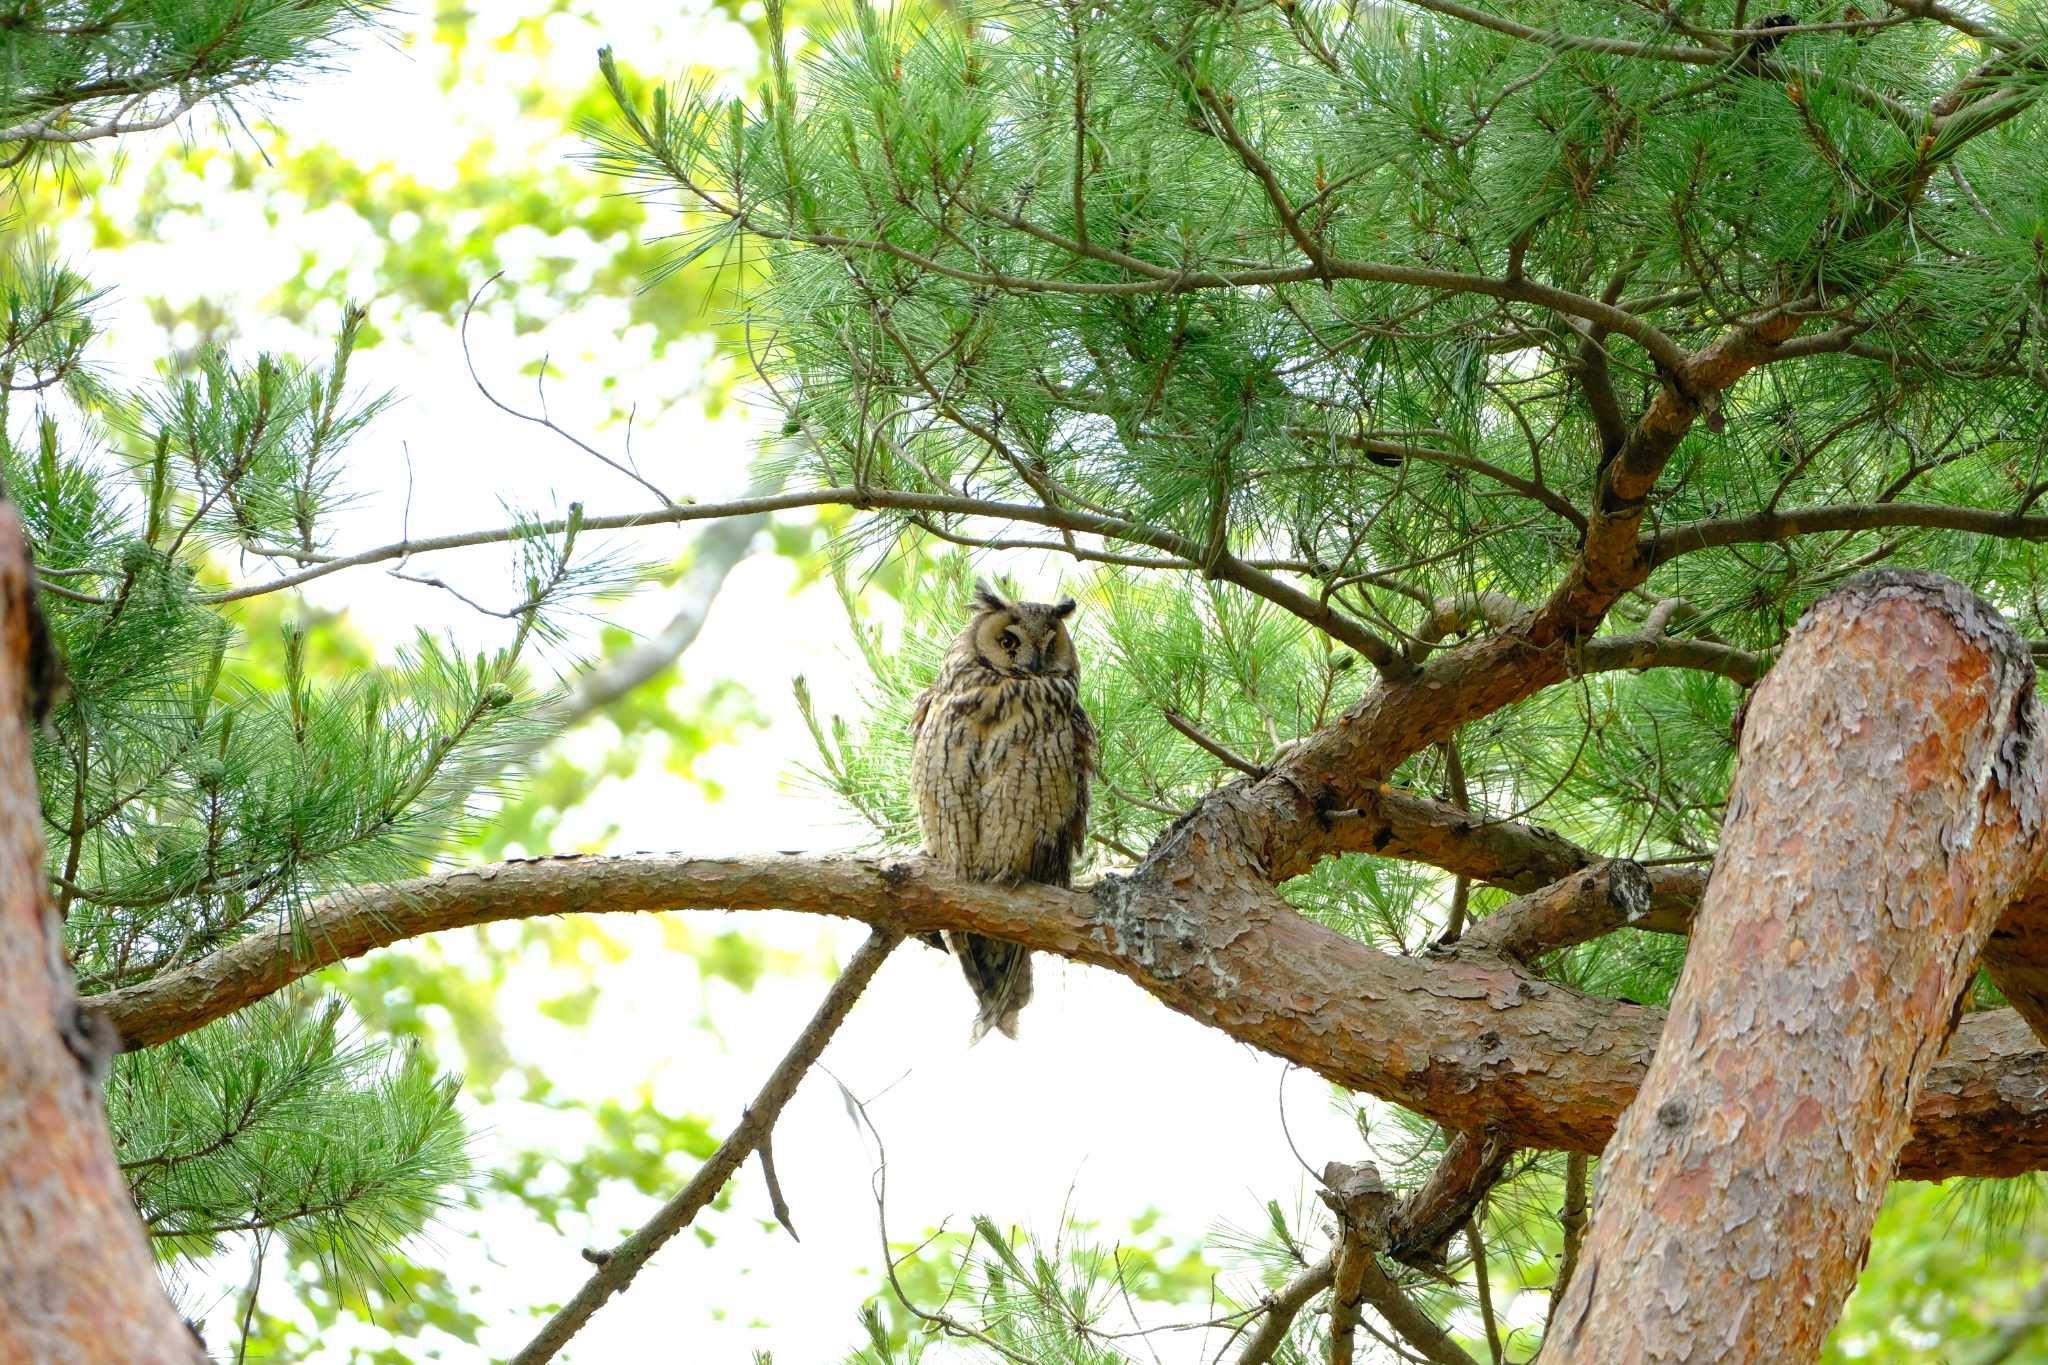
left=200, top=483, right=1400, bottom=669
left=1544, top=1153, right=1590, bottom=1336
left=1451, top=859, right=1701, bottom=962
left=1648, top=502, right=2048, bottom=569
left=1440, top=740, right=1471, bottom=940
left=1232, top=1255, right=1335, bottom=1365
left=1294, top=429, right=1587, bottom=533
left=0, top=81, right=215, bottom=146
left=757, top=1135, right=797, bottom=1241
left=506, top=928, right=900, bottom=1365
left=1164, top=709, right=1268, bottom=778
left=1396, top=0, right=1723, bottom=64
left=1468, top=1211, right=1503, bottom=1365
left=839, top=1084, right=1044, bottom=1365
left=461, top=273, right=678, bottom=508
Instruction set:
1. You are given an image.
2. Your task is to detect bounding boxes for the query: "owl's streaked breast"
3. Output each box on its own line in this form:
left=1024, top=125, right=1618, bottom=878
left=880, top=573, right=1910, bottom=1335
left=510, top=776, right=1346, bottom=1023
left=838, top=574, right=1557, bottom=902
left=912, top=668, right=1086, bottom=883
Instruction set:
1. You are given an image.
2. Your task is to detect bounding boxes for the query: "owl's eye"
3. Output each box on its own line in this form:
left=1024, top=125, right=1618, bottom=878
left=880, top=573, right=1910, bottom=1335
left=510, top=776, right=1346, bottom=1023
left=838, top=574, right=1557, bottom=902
left=998, top=629, right=1020, bottom=652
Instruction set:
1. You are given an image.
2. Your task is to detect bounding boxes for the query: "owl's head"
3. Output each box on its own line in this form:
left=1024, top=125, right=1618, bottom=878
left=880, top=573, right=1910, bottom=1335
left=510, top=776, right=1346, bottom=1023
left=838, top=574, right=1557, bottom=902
left=965, top=581, right=1079, bottom=678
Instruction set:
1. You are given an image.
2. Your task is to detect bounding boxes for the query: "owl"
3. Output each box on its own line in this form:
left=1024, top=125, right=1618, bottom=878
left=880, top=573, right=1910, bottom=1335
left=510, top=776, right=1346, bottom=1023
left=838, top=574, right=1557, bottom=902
left=909, top=581, right=1094, bottom=1040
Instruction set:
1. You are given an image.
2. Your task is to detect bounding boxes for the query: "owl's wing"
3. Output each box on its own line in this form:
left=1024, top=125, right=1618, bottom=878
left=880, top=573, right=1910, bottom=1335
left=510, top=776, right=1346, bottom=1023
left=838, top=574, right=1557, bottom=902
left=909, top=684, right=980, bottom=871
left=1065, top=704, right=1095, bottom=849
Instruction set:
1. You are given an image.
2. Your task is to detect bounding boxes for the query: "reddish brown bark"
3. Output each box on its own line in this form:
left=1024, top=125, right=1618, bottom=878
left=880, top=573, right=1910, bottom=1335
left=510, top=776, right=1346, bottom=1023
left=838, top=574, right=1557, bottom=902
left=91, top=848, right=2048, bottom=1178
left=1454, top=858, right=1671, bottom=962
left=0, top=507, right=203, bottom=1365
left=1385, top=1131, right=1513, bottom=1266
left=1548, top=573, right=2048, bottom=1363
left=1984, top=885, right=2048, bottom=1046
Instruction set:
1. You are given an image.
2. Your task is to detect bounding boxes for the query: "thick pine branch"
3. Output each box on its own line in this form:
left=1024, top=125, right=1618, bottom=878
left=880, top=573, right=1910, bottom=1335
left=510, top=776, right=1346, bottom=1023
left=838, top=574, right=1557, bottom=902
left=86, top=849, right=2048, bottom=1181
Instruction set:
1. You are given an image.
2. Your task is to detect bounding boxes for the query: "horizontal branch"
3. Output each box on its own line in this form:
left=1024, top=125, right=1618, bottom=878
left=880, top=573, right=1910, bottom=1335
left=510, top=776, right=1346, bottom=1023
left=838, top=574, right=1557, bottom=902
left=0, top=89, right=206, bottom=146
left=1577, top=631, right=1768, bottom=686
left=1397, top=0, right=1722, bottom=64
left=206, top=485, right=1399, bottom=670
left=1647, top=502, right=2048, bottom=568
left=88, top=852, right=2048, bottom=1180
left=1451, top=859, right=1700, bottom=962
left=1292, top=787, right=1600, bottom=888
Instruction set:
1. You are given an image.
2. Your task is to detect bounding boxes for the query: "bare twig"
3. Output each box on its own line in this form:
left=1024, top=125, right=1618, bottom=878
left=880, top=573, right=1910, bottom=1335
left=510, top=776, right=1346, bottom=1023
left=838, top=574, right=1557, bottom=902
left=1544, top=1152, right=1590, bottom=1335
left=461, top=273, right=678, bottom=508
left=1468, top=1211, right=1503, bottom=1365
left=196, top=483, right=1399, bottom=668
left=506, top=928, right=900, bottom=1365
left=836, top=1079, right=1042, bottom=1365
left=1440, top=740, right=1472, bottom=940
left=756, top=1135, right=797, bottom=1241
left=1163, top=709, right=1267, bottom=778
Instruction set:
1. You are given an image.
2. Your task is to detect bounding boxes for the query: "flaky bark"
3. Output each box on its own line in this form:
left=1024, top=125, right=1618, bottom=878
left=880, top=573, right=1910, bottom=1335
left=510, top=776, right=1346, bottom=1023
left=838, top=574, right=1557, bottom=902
left=90, top=848, right=2048, bottom=1179
left=1549, top=573, right=2048, bottom=1363
left=1386, top=1131, right=1514, bottom=1266
left=1452, top=858, right=1689, bottom=962
left=0, top=507, right=203, bottom=1365
left=1984, top=884, right=2048, bottom=1047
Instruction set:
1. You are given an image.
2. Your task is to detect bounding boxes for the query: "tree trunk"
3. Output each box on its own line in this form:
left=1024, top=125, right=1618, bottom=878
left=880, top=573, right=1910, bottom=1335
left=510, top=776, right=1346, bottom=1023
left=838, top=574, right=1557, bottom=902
left=0, top=506, right=203, bottom=1365
left=1546, top=572, right=2048, bottom=1363
left=1983, top=884, right=2048, bottom=1046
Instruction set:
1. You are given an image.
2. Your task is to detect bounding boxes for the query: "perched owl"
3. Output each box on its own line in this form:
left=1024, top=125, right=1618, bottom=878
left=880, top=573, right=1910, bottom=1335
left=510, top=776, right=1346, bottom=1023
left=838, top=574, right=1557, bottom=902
left=909, top=582, right=1094, bottom=1040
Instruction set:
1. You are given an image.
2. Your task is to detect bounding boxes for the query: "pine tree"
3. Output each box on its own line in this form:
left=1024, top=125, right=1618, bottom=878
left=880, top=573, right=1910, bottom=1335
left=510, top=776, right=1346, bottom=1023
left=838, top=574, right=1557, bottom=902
left=575, top=2, right=2048, bottom=1358
left=9, top=1, right=2048, bottom=1362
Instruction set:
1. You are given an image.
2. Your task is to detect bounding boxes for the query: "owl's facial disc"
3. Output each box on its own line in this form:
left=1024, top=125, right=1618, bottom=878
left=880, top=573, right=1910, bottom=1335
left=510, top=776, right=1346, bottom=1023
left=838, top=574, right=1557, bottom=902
left=972, top=602, right=1076, bottom=677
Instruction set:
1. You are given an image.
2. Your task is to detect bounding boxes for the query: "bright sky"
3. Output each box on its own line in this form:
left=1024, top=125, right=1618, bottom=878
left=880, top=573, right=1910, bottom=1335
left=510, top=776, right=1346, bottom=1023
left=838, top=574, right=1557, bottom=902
left=65, top=4, right=1415, bottom=1360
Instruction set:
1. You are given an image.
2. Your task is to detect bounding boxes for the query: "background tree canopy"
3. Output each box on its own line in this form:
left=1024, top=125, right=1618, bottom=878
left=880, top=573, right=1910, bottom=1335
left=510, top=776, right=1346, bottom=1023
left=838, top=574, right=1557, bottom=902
left=5, top=1, right=2048, bottom=1361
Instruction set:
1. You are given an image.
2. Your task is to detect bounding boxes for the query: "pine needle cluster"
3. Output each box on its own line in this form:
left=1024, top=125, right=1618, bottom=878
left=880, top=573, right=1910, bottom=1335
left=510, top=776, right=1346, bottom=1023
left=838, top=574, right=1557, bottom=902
left=0, top=0, right=624, bottom=1290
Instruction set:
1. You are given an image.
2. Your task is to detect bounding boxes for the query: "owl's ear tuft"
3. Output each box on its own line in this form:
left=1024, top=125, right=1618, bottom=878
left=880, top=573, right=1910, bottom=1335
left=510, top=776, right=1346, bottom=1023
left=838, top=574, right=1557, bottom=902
left=1051, top=597, right=1077, bottom=619
left=971, top=579, right=1011, bottom=615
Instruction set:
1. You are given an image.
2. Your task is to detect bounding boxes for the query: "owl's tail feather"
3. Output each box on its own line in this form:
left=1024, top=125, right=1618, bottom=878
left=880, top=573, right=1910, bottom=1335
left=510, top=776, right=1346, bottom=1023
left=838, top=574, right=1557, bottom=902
left=947, top=932, right=1032, bottom=1041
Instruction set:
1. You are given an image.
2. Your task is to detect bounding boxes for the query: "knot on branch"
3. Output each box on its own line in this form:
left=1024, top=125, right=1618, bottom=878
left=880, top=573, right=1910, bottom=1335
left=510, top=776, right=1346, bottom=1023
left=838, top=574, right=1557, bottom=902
left=1320, top=1160, right=1395, bottom=1247
left=1605, top=857, right=1654, bottom=924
